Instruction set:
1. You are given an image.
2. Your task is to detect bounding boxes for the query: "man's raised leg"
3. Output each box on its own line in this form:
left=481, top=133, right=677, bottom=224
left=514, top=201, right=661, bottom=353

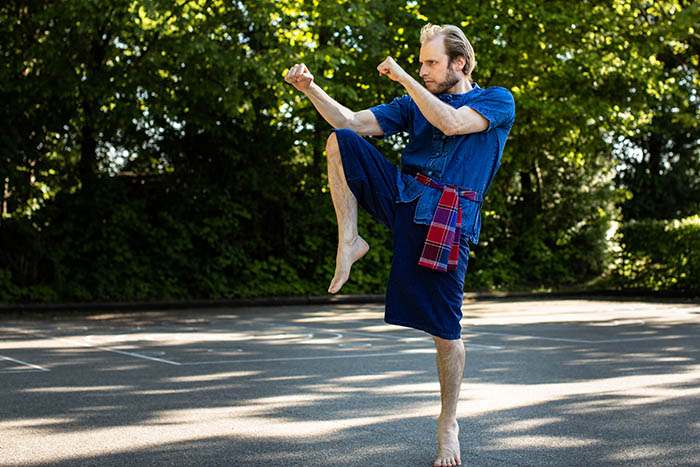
left=433, top=336, right=466, bottom=467
left=325, top=131, right=369, bottom=294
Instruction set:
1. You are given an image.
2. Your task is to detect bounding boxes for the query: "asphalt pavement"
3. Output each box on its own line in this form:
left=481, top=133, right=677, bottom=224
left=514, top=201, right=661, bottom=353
left=1, top=297, right=699, bottom=466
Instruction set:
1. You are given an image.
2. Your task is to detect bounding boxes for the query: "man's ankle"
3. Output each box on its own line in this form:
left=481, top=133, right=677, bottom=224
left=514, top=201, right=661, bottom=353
left=438, top=414, right=458, bottom=425
left=338, top=234, right=359, bottom=245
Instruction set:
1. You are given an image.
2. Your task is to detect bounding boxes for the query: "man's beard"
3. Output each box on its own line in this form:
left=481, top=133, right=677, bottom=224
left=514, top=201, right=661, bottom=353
left=430, top=67, right=461, bottom=95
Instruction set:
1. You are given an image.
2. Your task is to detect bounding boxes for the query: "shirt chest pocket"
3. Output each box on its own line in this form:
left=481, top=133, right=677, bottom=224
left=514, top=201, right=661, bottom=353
left=424, top=136, right=456, bottom=178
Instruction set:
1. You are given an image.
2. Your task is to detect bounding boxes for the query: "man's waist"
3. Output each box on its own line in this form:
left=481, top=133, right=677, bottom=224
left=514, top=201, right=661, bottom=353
left=403, top=170, right=483, bottom=203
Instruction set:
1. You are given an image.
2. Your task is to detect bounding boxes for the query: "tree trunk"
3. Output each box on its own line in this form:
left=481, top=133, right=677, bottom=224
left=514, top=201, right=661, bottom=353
left=79, top=111, right=98, bottom=196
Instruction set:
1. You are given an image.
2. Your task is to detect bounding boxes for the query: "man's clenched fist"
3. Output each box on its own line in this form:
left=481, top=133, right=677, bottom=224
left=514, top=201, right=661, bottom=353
left=284, top=63, right=314, bottom=92
left=377, top=56, right=408, bottom=83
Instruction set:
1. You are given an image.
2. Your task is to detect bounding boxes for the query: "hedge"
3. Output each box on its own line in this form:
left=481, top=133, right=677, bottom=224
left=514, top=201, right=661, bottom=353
left=612, top=215, right=700, bottom=293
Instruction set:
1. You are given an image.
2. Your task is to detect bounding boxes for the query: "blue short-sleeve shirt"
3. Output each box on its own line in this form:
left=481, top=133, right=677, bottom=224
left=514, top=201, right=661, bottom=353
left=369, top=84, right=515, bottom=243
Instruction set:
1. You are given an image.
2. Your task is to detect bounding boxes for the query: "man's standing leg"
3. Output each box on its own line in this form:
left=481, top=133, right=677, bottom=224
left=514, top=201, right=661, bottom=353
left=433, top=336, right=466, bottom=467
left=325, top=132, right=370, bottom=294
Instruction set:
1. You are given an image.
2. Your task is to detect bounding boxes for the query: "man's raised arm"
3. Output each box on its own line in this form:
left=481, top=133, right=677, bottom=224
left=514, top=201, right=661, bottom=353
left=284, top=63, right=383, bottom=137
left=377, top=57, right=488, bottom=136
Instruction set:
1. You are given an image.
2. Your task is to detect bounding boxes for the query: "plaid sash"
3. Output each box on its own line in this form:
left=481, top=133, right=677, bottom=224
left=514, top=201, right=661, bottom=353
left=414, top=173, right=477, bottom=272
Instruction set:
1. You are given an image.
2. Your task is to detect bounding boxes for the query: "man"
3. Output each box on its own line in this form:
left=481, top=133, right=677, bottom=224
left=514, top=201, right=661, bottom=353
left=285, top=23, right=514, bottom=467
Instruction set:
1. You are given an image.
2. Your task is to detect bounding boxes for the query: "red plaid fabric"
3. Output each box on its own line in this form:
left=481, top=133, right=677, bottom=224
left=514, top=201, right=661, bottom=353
left=414, top=173, right=476, bottom=272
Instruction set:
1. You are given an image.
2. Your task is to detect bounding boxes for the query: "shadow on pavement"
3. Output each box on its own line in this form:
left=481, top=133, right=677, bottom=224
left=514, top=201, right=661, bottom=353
left=1, top=300, right=699, bottom=466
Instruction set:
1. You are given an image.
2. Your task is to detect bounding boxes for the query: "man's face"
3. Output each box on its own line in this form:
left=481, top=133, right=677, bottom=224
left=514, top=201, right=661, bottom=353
left=419, top=36, right=463, bottom=95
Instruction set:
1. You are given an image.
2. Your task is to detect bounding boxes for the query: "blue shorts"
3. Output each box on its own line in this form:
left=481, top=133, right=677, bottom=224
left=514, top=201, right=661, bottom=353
left=335, top=129, right=469, bottom=340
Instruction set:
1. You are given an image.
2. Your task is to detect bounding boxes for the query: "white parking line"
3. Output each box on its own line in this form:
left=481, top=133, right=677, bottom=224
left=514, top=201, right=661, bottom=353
left=282, top=322, right=695, bottom=347
left=61, top=336, right=183, bottom=365
left=5, top=319, right=687, bottom=372
left=0, top=354, right=49, bottom=373
left=2, top=327, right=182, bottom=366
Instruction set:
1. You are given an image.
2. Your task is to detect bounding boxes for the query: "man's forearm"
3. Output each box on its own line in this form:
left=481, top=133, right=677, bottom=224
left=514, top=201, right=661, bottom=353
left=399, top=75, right=459, bottom=135
left=303, top=82, right=355, bottom=129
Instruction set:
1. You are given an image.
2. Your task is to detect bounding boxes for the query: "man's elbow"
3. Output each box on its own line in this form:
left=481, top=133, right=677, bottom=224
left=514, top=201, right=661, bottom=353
left=442, top=119, right=488, bottom=136
left=331, top=119, right=350, bottom=131
left=339, top=114, right=360, bottom=132
left=344, top=114, right=382, bottom=136
left=441, top=121, right=465, bottom=137
left=442, top=124, right=459, bottom=137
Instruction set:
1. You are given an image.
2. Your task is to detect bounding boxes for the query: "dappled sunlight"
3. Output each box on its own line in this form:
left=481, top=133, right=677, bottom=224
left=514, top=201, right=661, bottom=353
left=473, top=364, right=700, bottom=407
left=23, top=385, right=133, bottom=393
left=603, top=445, right=676, bottom=462
left=6, top=356, right=697, bottom=465
left=332, top=370, right=418, bottom=384
left=491, top=417, right=565, bottom=433
left=401, top=347, right=438, bottom=355
left=304, top=381, right=439, bottom=398
left=291, top=305, right=385, bottom=324
left=0, top=337, right=61, bottom=350
left=461, top=299, right=700, bottom=326
left=83, top=311, right=240, bottom=324
left=2, top=298, right=699, bottom=465
left=496, top=434, right=597, bottom=449
left=248, top=374, right=314, bottom=383
left=167, top=371, right=260, bottom=383
left=354, top=324, right=405, bottom=333
left=0, top=375, right=440, bottom=465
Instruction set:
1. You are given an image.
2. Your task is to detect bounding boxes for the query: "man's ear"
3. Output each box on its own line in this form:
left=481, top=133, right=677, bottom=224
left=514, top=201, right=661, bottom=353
left=452, top=55, right=467, bottom=73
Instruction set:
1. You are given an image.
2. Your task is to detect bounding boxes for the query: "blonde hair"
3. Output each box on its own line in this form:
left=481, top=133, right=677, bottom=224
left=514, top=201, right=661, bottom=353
left=420, top=23, right=476, bottom=79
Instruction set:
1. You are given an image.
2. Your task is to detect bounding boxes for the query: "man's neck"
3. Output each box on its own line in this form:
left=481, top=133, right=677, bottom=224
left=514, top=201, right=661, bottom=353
left=445, top=78, right=473, bottom=95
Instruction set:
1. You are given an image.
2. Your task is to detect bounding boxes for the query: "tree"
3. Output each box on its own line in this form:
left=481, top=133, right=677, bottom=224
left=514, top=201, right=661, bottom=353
left=614, top=0, right=700, bottom=220
left=2, top=0, right=698, bottom=302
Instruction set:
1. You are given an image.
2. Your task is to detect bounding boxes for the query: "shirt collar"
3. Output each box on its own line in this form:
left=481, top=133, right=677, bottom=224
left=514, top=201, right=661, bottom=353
left=437, top=83, right=481, bottom=102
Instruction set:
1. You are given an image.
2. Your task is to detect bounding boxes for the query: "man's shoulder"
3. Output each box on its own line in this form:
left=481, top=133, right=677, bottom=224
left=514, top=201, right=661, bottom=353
left=374, top=93, right=414, bottom=109
left=397, top=93, right=415, bottom=104
left=470, top=85, right=515, bottom=110
left=474, top=85, right=513, bottom=99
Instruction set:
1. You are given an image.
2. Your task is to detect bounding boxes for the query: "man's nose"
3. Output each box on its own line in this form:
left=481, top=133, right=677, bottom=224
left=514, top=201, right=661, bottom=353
left=419, top=65, right=428, bottom=77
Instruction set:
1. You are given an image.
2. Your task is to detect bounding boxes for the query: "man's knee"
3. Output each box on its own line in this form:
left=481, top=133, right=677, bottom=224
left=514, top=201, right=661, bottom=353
left=433, top=336, right=464, bottom=353
left=326, top=131, right=339, bottom=158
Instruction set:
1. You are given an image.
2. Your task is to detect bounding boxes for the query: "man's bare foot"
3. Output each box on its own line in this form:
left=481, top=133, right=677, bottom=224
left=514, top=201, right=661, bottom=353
left=328, top=236, right=369, bottom=294
left=433, top=418, right=461, bottom=467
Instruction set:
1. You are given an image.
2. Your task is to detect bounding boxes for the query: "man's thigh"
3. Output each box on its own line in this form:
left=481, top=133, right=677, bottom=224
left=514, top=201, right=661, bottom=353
left=334, top=129, right=399, bottom=230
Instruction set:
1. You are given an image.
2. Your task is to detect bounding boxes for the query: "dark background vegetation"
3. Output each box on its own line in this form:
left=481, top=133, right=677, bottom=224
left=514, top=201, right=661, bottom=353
left=1, top=0, right=699, bottom=303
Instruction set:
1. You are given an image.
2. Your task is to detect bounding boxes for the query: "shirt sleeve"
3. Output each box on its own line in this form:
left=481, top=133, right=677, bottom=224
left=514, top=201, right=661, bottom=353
left=369, top=94, right=412, bottom=137
left=467, top=86, right=515, bottom=132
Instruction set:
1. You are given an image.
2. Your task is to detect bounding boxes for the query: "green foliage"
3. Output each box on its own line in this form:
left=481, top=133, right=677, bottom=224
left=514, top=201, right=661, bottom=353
left=1, top=0, right=699, bottom=303
left=0, top=173, right=393, bottom=302
left=0, top=269, right=19, bottom=302
left=611, top=1, right=700, bottom=221
left=468, top=198, right=614, bottom=290
left=611, top=216, right=700, bottom=293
